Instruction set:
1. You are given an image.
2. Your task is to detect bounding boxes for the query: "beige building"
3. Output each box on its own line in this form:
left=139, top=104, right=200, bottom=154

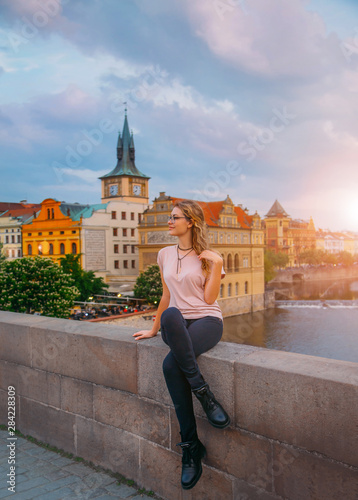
left=138, top=193, right=265, bottom=316
left=0, top=204, right=41, bottom=259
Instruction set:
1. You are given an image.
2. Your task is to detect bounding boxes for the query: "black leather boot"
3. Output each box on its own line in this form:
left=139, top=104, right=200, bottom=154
left=193, top=383, right=230, bottom=429
left=176, top=438, right=206, bottom=490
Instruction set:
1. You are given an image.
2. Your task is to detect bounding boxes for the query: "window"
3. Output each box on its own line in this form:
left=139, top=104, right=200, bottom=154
left=114, top=244, right=119, bottom=254
left=72, top=243, right=77, bottom=254
left=60, top=231, right=64, bottom=235
left=138, top=213, right=142, bottom=223
left=72, top=230, right=76, bottom=234
left=49, top=232, right=53, bottom=235
left=220, top=284, right=224, bottom=298
left=60, top=243, right=65, bottom=254
left=49, top=243, right=53, bottom=255
left=235, top=282, right=239, bottom=295
left=245, top=281, right=249, bottom=294
left=131, top=228, right=135, bottom=237
left=123, top=245, right=128, bottom=253
left=113, top=228, right=118, bottom=237
left=39, top=232, right=42, bottom=236
left=121, top=211, right=126, bottom=220
left=18, top=249, right=21, bottom=257
left=11, top=235, right=15, bottom=243
left=131, top=212, right=135, bottom=221
left=122, top=228, right=127, bottom=237
left=131, top=245, right=136, bottom=254
left=111, top=211, right=117, bottom=220
left=51, top=208, right=54, bottom=219
left=28, top=233, right=32, bottom=236
left=5, top=236, right=8, bottom=244
left=47, top=208, right=50, bottom=219
left=131, top=260, right=135, bottom=269
left=38, top=245, right=42, bottom=255
left=228, top=283, right=232, bottom=297
left=123, top=260, right=128, bottom=269
left=28, top=244, right=32, bottom=255
left=114, top=260, right=119, bottom=269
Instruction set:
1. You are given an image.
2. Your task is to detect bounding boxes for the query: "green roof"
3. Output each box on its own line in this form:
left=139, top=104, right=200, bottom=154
left=100, top=114, right=149, bottom=179
left=59, top=203, right=108, bottom=221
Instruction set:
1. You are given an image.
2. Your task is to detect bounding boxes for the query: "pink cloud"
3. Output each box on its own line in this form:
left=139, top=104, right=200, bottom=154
left=184, top=0, right=341, bottom=78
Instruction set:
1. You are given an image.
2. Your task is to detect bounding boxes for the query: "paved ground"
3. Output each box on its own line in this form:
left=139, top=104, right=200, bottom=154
left=0, top=430, right=157, bottom=499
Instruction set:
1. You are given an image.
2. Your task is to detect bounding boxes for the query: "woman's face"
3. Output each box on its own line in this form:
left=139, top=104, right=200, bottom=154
left=168, top=207, right=192, bottom=237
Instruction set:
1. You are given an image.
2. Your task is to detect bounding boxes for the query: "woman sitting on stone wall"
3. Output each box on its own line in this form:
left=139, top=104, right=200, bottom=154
left=133, top=199, right=230, bottom=490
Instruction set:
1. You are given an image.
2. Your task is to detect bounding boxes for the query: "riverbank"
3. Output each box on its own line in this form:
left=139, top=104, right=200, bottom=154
left=269, top=264, right=358, bottom=284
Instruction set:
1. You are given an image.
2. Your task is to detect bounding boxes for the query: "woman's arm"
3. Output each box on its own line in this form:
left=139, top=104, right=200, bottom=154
left=133, top=271, right=170, bottom=340
left=198, top=250, right=224, bottom=305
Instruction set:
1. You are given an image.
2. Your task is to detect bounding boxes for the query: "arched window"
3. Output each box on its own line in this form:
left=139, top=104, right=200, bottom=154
left=72, top=243, right=77, bottom=254
left=51, top=208, right=55, bottom=219
left=60, top=243, right=65, bottom=255
left=234, top=254, right=239, bottom=272
left=47, top=208, right=50, bottom=219
left=245, top=281, right=249, bottom=294
left=228, top=283, right=232, bottom=297
left=220, top=284, right=224, bottom=298
left=28, top=244, right=32, bottom=256
left=235, top=282, right=239, bottom=295
left=49, top=243, right=53, bottom=255
left=227, top=254, right=232, bottom=272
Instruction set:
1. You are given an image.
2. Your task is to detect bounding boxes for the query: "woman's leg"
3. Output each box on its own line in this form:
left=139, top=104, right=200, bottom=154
left=161, top=307, right=223, bottom=440
left=161, top=307, right=222, bottom=391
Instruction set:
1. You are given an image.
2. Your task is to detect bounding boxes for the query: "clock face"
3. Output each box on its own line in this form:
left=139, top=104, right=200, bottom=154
left=133, top=184, right=141, bottom=195
left=109, top=184, right=118, bottom=196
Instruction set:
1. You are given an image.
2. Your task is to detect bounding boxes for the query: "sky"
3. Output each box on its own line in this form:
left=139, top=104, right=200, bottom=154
left=1, top=0, right=358, bottom=231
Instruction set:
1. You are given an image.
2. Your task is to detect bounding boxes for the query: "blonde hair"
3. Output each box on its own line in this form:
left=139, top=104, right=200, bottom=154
left=173, top=199, right=210, bottom=274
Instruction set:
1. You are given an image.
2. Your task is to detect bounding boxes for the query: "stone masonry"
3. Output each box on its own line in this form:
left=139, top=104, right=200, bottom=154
left=0, top=311, right=357, bottom=499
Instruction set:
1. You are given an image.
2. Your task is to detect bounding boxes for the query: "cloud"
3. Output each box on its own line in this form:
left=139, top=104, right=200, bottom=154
left=184, top=0, right=343, bottom=79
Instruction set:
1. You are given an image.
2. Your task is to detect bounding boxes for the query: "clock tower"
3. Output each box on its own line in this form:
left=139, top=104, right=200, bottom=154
left=99, top=111, right=150, bottom=203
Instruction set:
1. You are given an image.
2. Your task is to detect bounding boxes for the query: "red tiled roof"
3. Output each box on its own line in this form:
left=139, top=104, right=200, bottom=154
left=170, top=197, right=253, bottom=228
left=233, top=206, right=253, bottom=229
left=0, top=206, right=41, bottom=218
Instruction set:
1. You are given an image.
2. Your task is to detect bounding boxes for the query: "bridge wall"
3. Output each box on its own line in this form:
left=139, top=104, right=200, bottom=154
left=0, top=311, right=357, bottom=500
left=270, top=265, right=358, bottom=284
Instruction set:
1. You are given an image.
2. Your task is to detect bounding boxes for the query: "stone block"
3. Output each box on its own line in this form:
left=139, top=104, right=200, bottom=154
left=139, top=439, right=183, bottom=500
left=170, top=412, right=272, bottom=491
left=137, top=336, right=172, bottom=405
left=193, top=342, right=256, bottom=424
left=272, top=443, right=358, bottom=500
left=29, top=319, right=138, bottom=393
left=76, top=416, right=140, bottom=482
left=181, top=463, right=234, bottom=500
left=93, top=385, right=170, bottom=447
left=233, top=479, right=281, bottom=500
left=0, top=361, right=61, bottom=408
left=235, top=349, right=358, bottom=466
left=61, top=377, right=93, bottom=418
left=18, top=397, right=76, bottom=454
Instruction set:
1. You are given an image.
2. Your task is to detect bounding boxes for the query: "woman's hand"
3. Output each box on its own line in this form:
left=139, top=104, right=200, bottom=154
left=198, top=250, right=223, bottom=266
left=133, top=329, right=158, bottom=341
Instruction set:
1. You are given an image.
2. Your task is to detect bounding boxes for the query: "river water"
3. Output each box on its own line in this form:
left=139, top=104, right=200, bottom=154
left=222, top=278, right=358, bottom=363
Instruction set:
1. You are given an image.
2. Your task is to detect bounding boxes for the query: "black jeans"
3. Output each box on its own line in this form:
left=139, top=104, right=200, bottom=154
left=161, top=307, right=223, bottom=442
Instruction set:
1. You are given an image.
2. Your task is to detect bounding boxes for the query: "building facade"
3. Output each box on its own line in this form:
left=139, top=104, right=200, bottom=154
left=138, top=193, right=265, bottom=316
left=0, top=204, right=41, bottom=260
left=264, top=200, right=316, bottom=266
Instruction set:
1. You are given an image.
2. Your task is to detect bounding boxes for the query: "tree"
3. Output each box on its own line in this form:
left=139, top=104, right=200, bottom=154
left=0, top=256, right=78, bottom=318
left=59, top=254, right=108, bottom=301
left=133, top=264, right=162, bottom=305
left=0, top=243, right=6, bottom=265
left=264, top=251, right=276, bottom=283
left=337, top=251, right=354, bottom=266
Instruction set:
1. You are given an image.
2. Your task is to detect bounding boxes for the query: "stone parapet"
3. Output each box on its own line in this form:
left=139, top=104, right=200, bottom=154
left=0, top=311, right=357, bottom=499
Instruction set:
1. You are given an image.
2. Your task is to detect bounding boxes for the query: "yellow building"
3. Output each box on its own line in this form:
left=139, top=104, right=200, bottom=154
left=138, top=193, right=265, bottom=316
left=22, top=198, right=83, bottom=264
left=264, top=200, right=316, bottom=266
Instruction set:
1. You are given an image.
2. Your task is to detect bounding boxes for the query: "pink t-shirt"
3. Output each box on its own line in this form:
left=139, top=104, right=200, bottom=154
left=157, top=245, right=225, bottom=320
